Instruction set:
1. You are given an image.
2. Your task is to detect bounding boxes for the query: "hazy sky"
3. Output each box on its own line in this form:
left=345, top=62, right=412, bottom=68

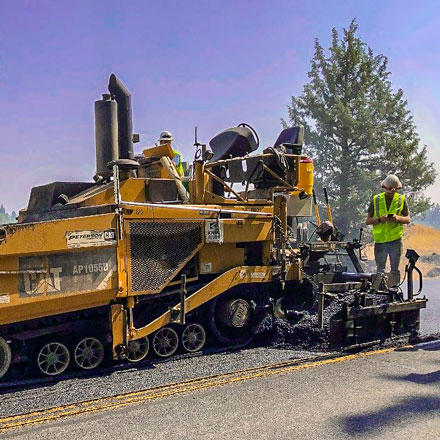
left=0, top=0, right=439, bottom=213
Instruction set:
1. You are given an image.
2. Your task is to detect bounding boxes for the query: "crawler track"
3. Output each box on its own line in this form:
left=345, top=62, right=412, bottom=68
left=0, top=338, right=254, bottom=392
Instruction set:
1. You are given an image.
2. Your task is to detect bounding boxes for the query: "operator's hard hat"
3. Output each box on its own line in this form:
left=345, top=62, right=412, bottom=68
left=382, top=174, right=402, bottom=190
left=159, top=131, right=174, bottom=142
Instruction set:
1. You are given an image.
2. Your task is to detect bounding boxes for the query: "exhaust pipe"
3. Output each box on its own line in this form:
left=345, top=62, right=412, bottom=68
left=108, top=73, right=134, bottom=160
left=94, top=93, right=118, bottom=180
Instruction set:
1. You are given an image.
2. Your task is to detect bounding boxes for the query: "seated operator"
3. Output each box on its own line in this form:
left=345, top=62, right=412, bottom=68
left=158, top=131, right=184, bottom=177
left=366, top=174, right=410, bottom=285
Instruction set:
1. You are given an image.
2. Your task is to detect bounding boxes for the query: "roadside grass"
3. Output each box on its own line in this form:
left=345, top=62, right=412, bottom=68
left=404, top=224, right=440, bottom=254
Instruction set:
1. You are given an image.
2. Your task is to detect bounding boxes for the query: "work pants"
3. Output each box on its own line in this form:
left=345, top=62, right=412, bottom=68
left=374, top=239, right=403, bottom=284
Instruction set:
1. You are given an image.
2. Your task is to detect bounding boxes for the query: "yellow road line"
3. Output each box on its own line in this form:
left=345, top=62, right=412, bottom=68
left=0, top=346, right=403, bottom=432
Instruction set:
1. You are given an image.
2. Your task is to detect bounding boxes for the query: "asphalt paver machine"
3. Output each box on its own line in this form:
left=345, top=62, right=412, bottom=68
left=0, top=75, right=426, bottom=379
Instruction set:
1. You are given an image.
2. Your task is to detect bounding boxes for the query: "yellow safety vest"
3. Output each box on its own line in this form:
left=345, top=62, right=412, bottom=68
left=172, top=149, right=184, bottom=176
left=372, top=192, right=405, bottom=243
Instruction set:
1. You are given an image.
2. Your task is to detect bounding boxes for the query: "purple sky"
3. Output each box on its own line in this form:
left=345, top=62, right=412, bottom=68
left=0, top=0, right=439, bottom=213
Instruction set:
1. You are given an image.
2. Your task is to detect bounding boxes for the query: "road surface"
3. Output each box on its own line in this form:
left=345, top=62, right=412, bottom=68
left=1, top=341, right=440, bottom=439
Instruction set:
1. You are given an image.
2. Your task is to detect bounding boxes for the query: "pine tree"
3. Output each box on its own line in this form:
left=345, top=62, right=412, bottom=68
left=284, top=20, right=436, bottom=236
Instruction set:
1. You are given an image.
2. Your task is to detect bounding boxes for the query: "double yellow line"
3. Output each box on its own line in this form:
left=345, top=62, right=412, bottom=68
left=0, top=347, right=400, bottom=432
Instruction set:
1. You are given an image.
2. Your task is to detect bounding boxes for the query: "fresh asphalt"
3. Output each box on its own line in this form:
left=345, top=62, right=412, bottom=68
left=419, top=279, right=440, bottom=336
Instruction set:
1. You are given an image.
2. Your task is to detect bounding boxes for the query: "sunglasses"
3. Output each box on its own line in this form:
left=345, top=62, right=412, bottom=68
left=382, top=185, right=401, bottom=191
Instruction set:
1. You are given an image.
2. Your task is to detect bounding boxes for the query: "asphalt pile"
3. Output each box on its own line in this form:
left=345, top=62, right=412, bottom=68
left=259, top=292, right=391, bottom=352
left=265, top=300, right=344, bottom=352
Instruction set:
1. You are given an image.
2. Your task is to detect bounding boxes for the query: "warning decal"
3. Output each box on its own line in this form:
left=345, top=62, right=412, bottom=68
left=205, top=220, right=224, bottom=244
left=0, top=294, right=10, bottom=304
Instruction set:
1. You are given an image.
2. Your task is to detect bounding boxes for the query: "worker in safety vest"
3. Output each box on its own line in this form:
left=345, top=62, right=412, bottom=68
left=158, top=131, right=184, bottom=176
left=366, top=175, right=410, bottom=283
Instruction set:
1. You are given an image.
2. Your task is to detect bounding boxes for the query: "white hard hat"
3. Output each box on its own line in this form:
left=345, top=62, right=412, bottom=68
left=159, top=131, right=174, bottom=142
left=382, top=174, right=402, bottom=190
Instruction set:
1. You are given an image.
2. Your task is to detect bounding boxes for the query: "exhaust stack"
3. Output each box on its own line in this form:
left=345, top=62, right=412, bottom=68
left=94, top=93, right=118, bottom=180
left=108, top=73, right=134, bottom=160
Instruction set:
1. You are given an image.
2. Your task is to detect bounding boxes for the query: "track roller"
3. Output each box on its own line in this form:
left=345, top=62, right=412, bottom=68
left=37, top=342, right=70, bottom=376
left=126, top=337, right=150, bottom=363
left=152, top=327, right=179, bottom=358
left=181, top=323, right=206, bottom=353
left=74, top=337, right=105, bottom=370
left=0, top=336, right=11, bottom=379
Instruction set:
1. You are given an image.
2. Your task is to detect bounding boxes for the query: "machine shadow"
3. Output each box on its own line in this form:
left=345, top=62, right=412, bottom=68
left=412, top=341, right=440, bottom=351
left=382, top=369, right=440, bottom=385
left=339, top=395, right=440, bottom=436
left=392, top=340, right=440, bottom=354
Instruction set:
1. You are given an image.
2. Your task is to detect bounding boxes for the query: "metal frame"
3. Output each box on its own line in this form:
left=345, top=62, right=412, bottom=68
left=123, top=265, right=274, bottom=343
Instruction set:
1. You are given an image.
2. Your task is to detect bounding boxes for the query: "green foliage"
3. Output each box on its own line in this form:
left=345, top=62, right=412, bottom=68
left=283, top=20, right=436, bottom=236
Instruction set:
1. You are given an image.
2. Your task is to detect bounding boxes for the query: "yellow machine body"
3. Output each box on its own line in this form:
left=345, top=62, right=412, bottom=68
left=0, top=214, right=118, bottom=326
left=0, top=147, right=305, bottom=360
left=0, top=76, right=317, bottom=379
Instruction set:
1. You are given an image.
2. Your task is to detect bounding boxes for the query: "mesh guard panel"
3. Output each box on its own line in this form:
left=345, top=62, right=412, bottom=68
left=129, top=221, right=202, bottom=292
